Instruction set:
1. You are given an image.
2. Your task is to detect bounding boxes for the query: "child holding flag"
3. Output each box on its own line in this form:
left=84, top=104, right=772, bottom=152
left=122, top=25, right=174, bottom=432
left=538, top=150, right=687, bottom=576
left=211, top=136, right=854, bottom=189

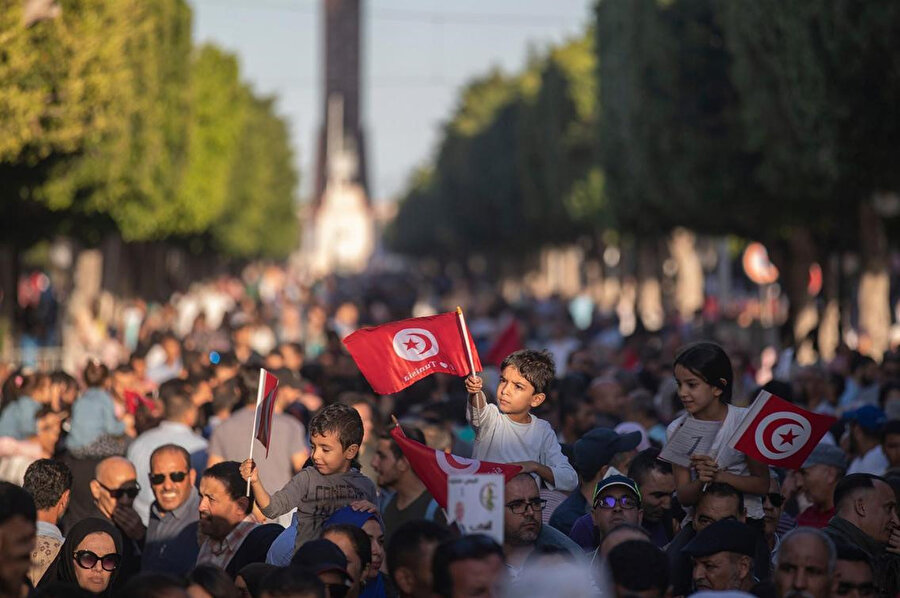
left=240, top=403, right=377, bottom=555
left=464, top=349, right=577, bottom=491
left=667, top=342, right=769, bottom=522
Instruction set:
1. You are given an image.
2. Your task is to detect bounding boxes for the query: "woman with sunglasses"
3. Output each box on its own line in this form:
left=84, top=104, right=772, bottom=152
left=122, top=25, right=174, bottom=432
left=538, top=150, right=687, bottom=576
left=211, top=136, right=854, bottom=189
left=38, top=517, right=123, bottom=596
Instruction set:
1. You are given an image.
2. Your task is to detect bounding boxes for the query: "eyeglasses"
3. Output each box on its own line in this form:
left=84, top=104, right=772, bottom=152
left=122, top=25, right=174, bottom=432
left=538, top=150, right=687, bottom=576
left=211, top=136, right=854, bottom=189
left=96, top=481, right=140, bottom=499
left=835, top=582, right=876, bottom=597
left=594, top=495, right=640, bottom=510
left=149, top=471, right=188, bottom=485
left=764, top=493, right=784, bottom=507
left=505, top=498, right=547, bottom=515
left=326, top=583, right=349, bottom=598
left=74, top=550, right=121, bottom=572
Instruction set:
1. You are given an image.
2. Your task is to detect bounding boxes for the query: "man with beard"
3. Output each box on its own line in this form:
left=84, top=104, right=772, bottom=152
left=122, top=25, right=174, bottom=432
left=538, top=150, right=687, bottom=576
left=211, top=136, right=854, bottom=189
left=796, top=445, right=847, bottom=529
left=823, top=473, right=900, bottom=596
left=774, top=527, right=835, bottom=598
left=627, top=448, right=677, bottom=546
left=502, top=473, right=581, bottom=581
left=683, top=519, right=757, bottom=593
left=844, top=406, right=888, bottom=476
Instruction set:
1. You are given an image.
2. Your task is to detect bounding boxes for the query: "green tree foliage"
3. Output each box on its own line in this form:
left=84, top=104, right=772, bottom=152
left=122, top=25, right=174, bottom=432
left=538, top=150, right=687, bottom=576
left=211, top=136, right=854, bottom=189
left=388, top=32, right=605, bottom=261
left=212, top=94, right=299, bottom=259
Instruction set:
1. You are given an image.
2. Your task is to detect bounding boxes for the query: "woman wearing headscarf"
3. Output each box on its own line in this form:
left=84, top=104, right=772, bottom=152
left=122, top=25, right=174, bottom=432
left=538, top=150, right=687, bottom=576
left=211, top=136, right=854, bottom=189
left=38, top=517, right=123, bottom=596
left=324, top=506, right=394, bottom=598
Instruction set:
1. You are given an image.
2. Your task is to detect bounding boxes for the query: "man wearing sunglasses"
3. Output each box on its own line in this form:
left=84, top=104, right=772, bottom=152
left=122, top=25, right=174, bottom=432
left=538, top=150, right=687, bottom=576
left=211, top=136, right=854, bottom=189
left=578, top=475, right=643, bottom=552
left=142, top=444, right=200, bottom=575
left=88, top=456, right=144, bottom=586
left=503, top=474, right=581, bottom=581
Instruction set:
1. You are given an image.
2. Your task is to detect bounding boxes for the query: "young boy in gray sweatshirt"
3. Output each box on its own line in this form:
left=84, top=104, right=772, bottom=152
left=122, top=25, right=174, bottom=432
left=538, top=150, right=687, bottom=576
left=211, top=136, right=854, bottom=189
left=241, top=403, right=376, bottom=554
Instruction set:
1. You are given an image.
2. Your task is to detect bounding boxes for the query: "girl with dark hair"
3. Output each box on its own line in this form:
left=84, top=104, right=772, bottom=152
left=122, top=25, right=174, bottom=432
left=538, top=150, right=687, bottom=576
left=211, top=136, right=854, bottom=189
left=38, top=517, right=123, bottom=596
left=667, top=342, right=769, bottom=521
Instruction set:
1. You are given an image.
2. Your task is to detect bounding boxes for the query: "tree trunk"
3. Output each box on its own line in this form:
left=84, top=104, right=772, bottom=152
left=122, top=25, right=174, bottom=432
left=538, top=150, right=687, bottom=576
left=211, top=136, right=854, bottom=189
left=858, top=200, right=890, bottom=360
left=0, top=243, right=20, bottom=355
left=818, top=253, right=840, bottom=362
left=669, top=228, right=704, bottom=321
left=782, top=228, right=818, bottom=363
left=636, top=238, right=664, bottom=332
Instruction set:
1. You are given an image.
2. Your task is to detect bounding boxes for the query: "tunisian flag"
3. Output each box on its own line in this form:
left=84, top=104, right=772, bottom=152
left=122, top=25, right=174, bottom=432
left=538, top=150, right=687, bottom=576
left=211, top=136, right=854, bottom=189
left=390, top=426, right=521, bottom=509
left=726, top=390, right=837, bottom=470
left=254, top=369, right=280, bottom=458
left=343, top=312, right=482, bottom=395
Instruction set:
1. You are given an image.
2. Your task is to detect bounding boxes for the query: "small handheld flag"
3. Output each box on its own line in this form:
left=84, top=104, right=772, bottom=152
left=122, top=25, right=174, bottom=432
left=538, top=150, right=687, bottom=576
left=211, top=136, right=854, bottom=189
left=343, top=310, right=482, bottom=395
left=726, top=390, right=837, bottom=470
left=246, top=368, right=279, bottom=496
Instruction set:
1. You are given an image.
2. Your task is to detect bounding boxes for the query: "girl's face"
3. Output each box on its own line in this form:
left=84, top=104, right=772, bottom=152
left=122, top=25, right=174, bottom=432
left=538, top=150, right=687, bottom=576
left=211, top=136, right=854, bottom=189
left=674, top=364, right=722, bottom=416
left=33, top=379, right=52, bottom=403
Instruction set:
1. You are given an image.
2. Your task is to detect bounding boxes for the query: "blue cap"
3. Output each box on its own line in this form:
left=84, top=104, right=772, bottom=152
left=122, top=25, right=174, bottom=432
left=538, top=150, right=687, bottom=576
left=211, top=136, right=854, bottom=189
left=324, top=506, right=383, bottom=531
left=842, top=405, right=887, bottom=432
left=593, top=474, right=642, bottom=506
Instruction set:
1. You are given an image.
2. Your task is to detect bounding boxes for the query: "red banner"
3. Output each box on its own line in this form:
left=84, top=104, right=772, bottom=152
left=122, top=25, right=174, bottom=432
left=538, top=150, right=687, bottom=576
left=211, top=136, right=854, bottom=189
left=343, top=312, right=482, bottom=395
left=390, top=426, right=521, bottom=509
left=727, top=391, right=837, bottom=470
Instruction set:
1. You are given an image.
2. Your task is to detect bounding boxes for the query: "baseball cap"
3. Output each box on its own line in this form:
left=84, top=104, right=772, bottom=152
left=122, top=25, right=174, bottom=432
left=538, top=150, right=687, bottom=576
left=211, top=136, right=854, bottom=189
left=841, top=405, right=887, bottom=432
left=593, top=474, right=642, bottom=506
left=682, top=519, right=756, bottom=558
left=801, top=443, right=847, bottom=471
left=574, top=427, right=642, bottom=480
left=290, top=539, right=351, bottom=581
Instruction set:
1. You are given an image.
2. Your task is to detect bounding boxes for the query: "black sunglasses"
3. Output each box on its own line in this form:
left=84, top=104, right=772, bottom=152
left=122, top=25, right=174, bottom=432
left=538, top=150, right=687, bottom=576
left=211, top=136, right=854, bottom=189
left=149, top=471, right=188, bottom=485
left=74, top=550, right=121, bottom=572
left=764, top=493, right=784, bottom=507
left=96, top=481, right=140, bottom=499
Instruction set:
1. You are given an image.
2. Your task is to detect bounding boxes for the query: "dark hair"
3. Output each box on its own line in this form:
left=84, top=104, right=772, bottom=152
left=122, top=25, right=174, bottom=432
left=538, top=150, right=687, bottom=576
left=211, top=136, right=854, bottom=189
left=83, top=360, right=110, bottom=388
left=237, top=563, right=278, bottom=598
left=386, top=519, right=452, bottom=582
left=835, top=542, right=870, bottom=563
left=381, top=424, right=426, bottom=461
left=187, top=565, right=242, bottom=598
left=674, top=342, right=733, bottom=403
left=884, top=420, right=900, bottom=438
left=23, top=459, right=72, bottom=510
left=0, top=480, right=37, bottom=524
left=432, top=535, right=504, bottom=598
left=116, top=572, right=187, bottom=598
left=211, top=378, right=243, bottom=414
left=699, top=482, right=744, bottom=515
left=150, top=444, right=191, bottom=472
left=309, top=403, right=364, bottom=449
left=500, top=350, right=555, bottom=395
left=834, top=473, right=884, bottom=511
left=606, top=540, right=669, bottom=595
left=627, top=448, right=672, bottom=486
left=321, top=523, right=372, bottom=572
left=202, top=462, right=252, bottom=514
left=256, top=567, right=325, bottom=598
left=158, top=379, right=194, bottom=421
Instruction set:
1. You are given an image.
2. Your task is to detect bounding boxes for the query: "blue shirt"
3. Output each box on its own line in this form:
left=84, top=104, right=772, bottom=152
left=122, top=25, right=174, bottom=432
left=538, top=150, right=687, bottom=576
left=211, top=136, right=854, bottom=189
left=67, top=388, right=125, bottom=449
left=143, top=489, right=201, bottom=576
left=0, top=396, right=40, bottom=439
left=548, top=487, right=589, bottom=535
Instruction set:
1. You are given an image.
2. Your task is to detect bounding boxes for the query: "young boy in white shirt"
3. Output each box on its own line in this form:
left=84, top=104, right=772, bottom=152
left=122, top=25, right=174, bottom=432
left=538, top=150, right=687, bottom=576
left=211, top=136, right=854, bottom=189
left=464, top=349, right=577, bottom=491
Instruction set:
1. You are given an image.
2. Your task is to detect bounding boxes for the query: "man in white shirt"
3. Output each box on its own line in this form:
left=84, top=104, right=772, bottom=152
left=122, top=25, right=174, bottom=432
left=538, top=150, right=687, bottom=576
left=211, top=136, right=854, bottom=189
left=844, top=405, right=889, bottom=475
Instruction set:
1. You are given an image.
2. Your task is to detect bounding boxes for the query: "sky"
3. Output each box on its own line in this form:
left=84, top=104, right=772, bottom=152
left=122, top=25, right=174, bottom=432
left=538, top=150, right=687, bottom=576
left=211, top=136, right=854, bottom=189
left=188, top=0, right=594, bottom=203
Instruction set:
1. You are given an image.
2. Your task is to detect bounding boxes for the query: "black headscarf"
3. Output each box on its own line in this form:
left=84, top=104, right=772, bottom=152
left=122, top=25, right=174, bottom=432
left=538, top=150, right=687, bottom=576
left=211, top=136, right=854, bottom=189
left=38, top=517, right=124, bottom=596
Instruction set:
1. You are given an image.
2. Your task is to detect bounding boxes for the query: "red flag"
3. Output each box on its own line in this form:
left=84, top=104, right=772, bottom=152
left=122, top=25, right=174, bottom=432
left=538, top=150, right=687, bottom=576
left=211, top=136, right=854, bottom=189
left=485, top=318, right=523, bottom=367
left=255, top=369, right=280, bottom=458
left=727, top=391, right=837, bottom=470
left=343, top=312, right=482, bottom=395
left=390, top=426, right=522, bottom=509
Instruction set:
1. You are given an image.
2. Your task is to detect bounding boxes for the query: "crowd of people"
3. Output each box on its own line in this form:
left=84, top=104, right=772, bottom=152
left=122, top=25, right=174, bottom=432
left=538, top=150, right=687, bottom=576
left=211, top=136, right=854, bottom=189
left=1, top=267, right=900, bottom=598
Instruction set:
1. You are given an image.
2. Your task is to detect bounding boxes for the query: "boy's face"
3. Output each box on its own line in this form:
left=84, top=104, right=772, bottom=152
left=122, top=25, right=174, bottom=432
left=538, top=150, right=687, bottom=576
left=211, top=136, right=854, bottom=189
left=310, top=430, right=358, bottom=475
left=496, top=366, right=545, bottom=416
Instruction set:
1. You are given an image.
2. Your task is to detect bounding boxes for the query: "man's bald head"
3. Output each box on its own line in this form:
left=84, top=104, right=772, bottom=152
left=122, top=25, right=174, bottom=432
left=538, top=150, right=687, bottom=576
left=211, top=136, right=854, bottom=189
left=91, top=456, right=139, bottom=518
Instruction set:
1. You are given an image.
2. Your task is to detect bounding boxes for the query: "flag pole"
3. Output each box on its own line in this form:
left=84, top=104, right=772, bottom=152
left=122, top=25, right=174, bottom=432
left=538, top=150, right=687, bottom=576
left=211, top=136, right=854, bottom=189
left=456, top=307, right=477, bottom=377
left=246, top=367, right=265, bottom=496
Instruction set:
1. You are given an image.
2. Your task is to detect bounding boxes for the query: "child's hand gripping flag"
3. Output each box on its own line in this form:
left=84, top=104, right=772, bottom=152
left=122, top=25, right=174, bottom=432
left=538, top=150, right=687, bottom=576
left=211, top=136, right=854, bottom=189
left=726, top=390, right=837, bottom=470
left=342, top=310, right=482, bottom=395
left=390, top=425, right=521, bottom=509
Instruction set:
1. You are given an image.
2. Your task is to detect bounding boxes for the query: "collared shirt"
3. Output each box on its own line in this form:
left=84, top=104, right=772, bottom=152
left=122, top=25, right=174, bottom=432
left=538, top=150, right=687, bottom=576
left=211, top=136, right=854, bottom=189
left=847, top=445, right=889, bottom=476
left=142, top=488, right=201, bottom=575
left=197, top=516, right=258, bottom=570
left=127, top=420, right=209, bottom=524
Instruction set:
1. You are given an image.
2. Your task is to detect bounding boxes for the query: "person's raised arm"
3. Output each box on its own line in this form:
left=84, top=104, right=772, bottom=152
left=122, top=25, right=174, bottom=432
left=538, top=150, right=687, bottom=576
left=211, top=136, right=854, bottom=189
left=465, top=375, right=485, bottom=408
left=240, top=459, right=271, bottom=510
